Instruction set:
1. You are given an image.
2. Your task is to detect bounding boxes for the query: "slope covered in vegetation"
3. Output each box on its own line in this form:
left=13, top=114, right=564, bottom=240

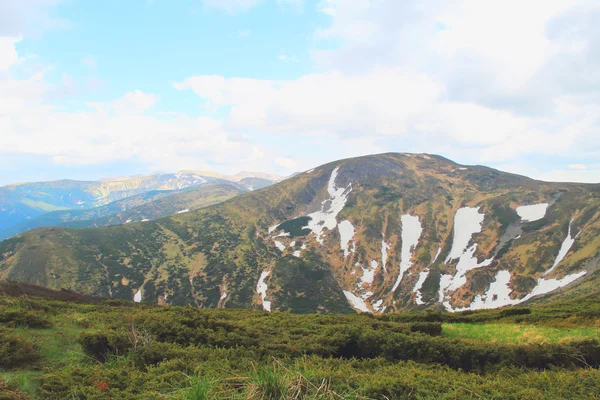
left=1, top=289, right=600, bottom=399
left=2, top=153, right=599, bottom=313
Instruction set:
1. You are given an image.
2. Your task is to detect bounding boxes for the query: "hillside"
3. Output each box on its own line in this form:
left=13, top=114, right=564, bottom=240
left=0, top=173, right=280, bottom=238
left=64, top=183, right=245, bottom=228
left=1, top=153, right=599, bottom=313
left=1, top=183, right=245, bottom=239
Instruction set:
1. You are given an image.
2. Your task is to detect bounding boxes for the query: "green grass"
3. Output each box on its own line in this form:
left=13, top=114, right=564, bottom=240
left=443, top=322, right=600, bottom=344
left=2, top=294, right=600, bottom=399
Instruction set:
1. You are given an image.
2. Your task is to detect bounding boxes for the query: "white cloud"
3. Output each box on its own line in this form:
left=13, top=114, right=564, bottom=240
left=111, top=90, right=160, bottom=114
left=0, top=0, right=67, bottom=37
left=2, top=0, right=600, bottom=184
left=80, top=55, right=96, bottom=69
left=0, top=37, right=21, bottom=72
left=0, top=61, right=266, bottom=173
left=275, top=157, right=297, bottom=170
left=172, top=0, right=600, bottom=182
left=569, top=164, right=587, bottom=169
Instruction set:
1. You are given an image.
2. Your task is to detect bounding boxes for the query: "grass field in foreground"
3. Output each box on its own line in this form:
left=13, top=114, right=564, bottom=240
left=1, top=292, right=600, bottom=399
left=443, top=322, right=600, bottom=344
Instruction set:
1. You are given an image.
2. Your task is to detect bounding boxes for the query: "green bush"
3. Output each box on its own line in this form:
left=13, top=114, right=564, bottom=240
left=500, top=308, right=531, bottom=317
left=0, top=328, right=41, bottom=368
left=0, top=309, right=53, bottom=329
left=409, top=322, right=443, bottom=336
left=79, top=331, right=132, bottom=362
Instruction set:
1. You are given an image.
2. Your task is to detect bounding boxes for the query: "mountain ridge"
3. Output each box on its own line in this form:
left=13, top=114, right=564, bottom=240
left=1, top=152, right=599, bottom=313
left=0, top=171, right=281, bottom=238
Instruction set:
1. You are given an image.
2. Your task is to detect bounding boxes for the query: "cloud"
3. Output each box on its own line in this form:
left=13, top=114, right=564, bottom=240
left=80, top=56, right=97, bottom=69
left=0, top=36, right=20, bottom=72
left=0, top=0, right=67, bottom=37
left=172, top=0, right=600, bottom=182
left=111, top=90, right=160, bottom=114
left=0, top=59, right=265, bottom=174
left=275, top=157, right=297, bottom=170
left=569, top=164, right=587, bottom=169
left=3, top=0, right=600, bottom=184
left=238, top=29, right=252, bottom=37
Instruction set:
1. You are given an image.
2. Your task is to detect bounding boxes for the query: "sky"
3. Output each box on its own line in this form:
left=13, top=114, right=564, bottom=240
left=0, top=0, right=599, bottom=186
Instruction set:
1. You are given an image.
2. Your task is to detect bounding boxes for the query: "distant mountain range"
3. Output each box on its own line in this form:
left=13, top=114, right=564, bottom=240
left=1, top=153, right=599, bottom=314
left=0, top=172, right=282, bottom=239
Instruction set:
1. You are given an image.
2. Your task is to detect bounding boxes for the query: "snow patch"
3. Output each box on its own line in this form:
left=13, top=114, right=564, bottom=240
left=516, top=203, right=549, bottom=222
left=462, top=270, right=519, bottom=310
left=220, top=291, right=228, bottom=300
left=176, top=209, right=189, bottom=214
left=343, top=291, right=370, bottom=313
left=125, top=219, right=132, bottom=224
left=447, top=269, right=587, bottom=312
left=274, top=231, right=290, bottom=238
left=133, top=288, right=142, bottom=303
left=359, top=261, right=378, bottom=286
left=545, top=219, right=578, bottom=276
left=381, top=237, right=391, bottom=272
left=268, top=224, right=278, bottom=234
left=292, top=250, right=301, bottom=257
left=445, top=207, right=485, bottom=262
left=274, top=241, right=285, bottom=252
left=141, top=218, right=150, bottom=222
left=391, top=214, right=422, bottom=292
left=256, top=271, right=271, bottom=312
left=432, top=247, right=442, bottom=264
left=524, top=271, right=587, bottom=300
left=338, top=220, right=356, bottom=258
left=439, top=207, right=493, bottom=300
left=421, top=155, right=431, bottom=160
left=290, top=241, right=296, bottom=247
left=413, top=247, right=441, bottom=305
left=458, top=167, right=468, bottom=171
left=306, top=168, right=315, bottom=173
left=372, top=299, right=384, bottom=311
left=303, top=167, right=352, bottom=244
left=413, top=270, right=430, bottom=305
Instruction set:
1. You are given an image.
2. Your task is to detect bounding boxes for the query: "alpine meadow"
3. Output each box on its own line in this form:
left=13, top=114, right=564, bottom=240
left=2, top=0, right=600, bottom=399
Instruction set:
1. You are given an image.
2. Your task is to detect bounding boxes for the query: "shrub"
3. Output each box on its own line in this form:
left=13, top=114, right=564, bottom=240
left=500, top=308, right=531, bottom=317
left=0, top=328, right=41, bottom=368
left=0, top=310, right=53, bottom=329
left=409, top=322, right=443, bottom=336
left=79, top=331, right=132, bottom=362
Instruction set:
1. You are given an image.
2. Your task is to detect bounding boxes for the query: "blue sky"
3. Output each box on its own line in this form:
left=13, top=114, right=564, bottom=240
left=1, top=0, right=599, bottom=185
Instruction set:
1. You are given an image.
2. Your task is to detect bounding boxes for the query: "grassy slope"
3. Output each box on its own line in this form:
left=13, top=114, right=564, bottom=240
left=1, top=153, right=599, bottom=312
left=1, top=292, right=600, bottom=399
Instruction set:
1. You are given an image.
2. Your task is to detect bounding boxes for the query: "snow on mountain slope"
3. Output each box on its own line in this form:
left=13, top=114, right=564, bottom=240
left=1, top=153, right=597, bottom=314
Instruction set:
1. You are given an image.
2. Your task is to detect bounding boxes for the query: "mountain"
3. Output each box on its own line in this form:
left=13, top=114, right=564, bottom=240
left=1, top=153, right=599, bottom=313
left=238, top=177, right=276, bottom=191
left=63, top=183, right=245, bottom=228
left=0, top=183, right=245, bottom=238
left=0, top=172, right=279, bottom=238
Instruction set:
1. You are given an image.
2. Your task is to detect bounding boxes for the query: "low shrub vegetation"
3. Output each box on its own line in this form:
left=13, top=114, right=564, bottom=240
left=1, top=291, right=600, bottom=399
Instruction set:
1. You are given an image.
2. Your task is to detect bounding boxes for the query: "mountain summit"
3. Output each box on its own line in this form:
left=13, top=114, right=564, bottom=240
left=1, top=153, right=598, bottom=313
